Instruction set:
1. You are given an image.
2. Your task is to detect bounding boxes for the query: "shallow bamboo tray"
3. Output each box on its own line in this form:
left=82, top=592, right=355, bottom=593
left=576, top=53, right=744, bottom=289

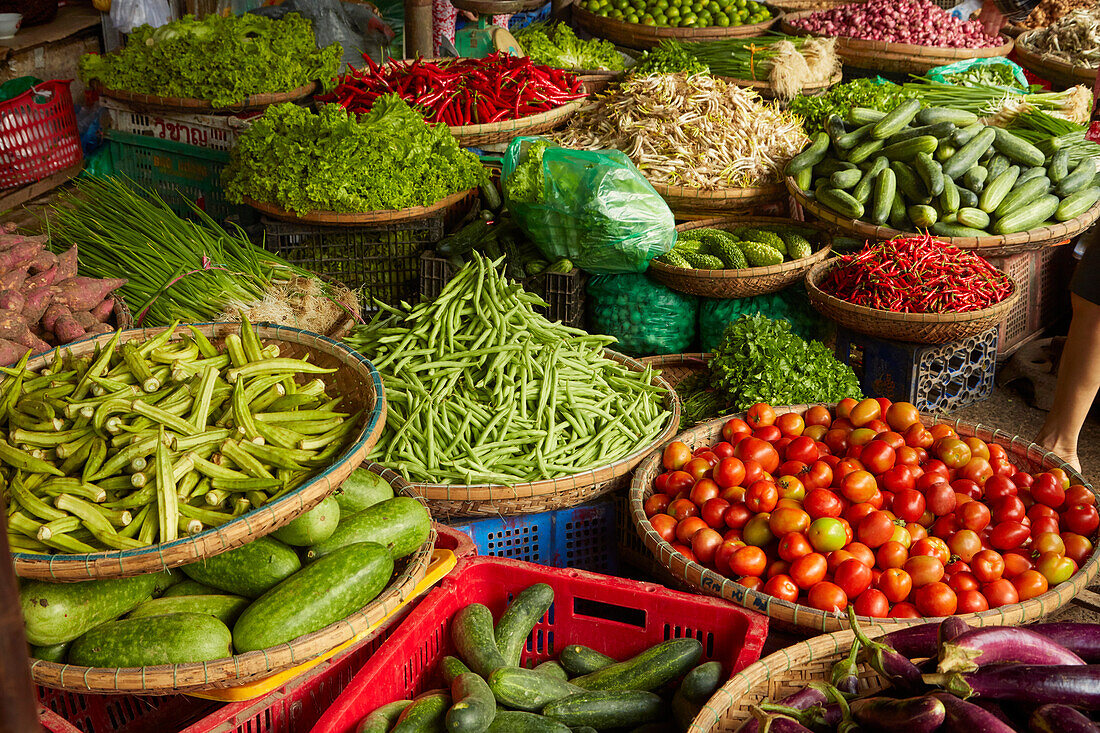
left=781, top=12, right=1013, bottom=72
left=96, top=82, right=317, bottom=113
left=30, top=463, right=436, bottom=695
left=448, top=100, right=585, bottom=147
left=9, top=323, right=386, bottom=581
left=244, top=187, right=477, bottom=226
left=649, top=216, right=832, bottom=298
left=1013, top=31, right=1098, bottom=89
left=787, top=177, right=1100, bottom=256
left=806, top=258, right=1019, bottom=344
left=572, top=0, right=782, bottom=49
left=638, top=353, right=712, bottom=389
left=654, top=182, right=787, bottom=220
left=630, top=407, right=1096, bottom=633
left=577, top=69, right=626, bottom=95
left=407, top=349, right=681, bottom=518
left=719, top=69, right=842, bottom=99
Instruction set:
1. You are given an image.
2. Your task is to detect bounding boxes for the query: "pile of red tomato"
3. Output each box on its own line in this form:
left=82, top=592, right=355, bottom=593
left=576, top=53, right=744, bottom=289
left=644, top=398, right=1098, bottom=618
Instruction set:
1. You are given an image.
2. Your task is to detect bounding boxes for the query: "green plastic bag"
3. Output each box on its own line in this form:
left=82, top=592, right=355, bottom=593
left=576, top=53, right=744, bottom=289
left=502, top=137, right=676, bottom=274
left=588, top=273, right=697, bottom=356
left=699, top=285, right=829, bottom=351
left=925, top=58, right=1028, bottom=92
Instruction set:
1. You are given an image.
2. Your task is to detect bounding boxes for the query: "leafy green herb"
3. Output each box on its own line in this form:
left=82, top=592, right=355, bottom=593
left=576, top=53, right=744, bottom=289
left=709, top=314, right=861, bottom=410
left=223, top=97, right=486, bottom=214
left=504, top=140, right=551, bottom=204
left=514, top=22, right=625, bottom=71
left=80, top=13, right=341, bottom=107
left=938, top=64, right=1020, bottom=88
left=788, top=78, right=915, bottom=134
left=630, top=40, right=710, bottom=77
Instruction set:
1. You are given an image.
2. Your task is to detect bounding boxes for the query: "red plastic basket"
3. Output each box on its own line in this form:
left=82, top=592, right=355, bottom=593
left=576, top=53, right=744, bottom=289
left=310, top=556, right=770, bottom=733
left=0, top=79, right=82, bottom=190
left=37, top=525, right=476, bottom=733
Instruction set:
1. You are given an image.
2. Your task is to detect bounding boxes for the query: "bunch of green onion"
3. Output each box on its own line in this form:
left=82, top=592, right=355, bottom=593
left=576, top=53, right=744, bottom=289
left=903, top=79, right=1092, bottom=120
left=48, top=177, right=306, bottom=328
left=680, top=35, right=816, bottom=80
left=1009, top=108, right=1100, bottom=165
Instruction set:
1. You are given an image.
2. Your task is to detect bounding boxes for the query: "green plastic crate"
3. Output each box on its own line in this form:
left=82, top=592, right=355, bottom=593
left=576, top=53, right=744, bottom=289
left=101, top=129, right=239, bottom=222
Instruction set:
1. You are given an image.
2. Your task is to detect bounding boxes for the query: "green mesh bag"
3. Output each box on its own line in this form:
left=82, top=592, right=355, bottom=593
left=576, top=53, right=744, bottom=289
left=699, top=284, right=829, bottom=351
left=588, top=273, right=697, bottom=356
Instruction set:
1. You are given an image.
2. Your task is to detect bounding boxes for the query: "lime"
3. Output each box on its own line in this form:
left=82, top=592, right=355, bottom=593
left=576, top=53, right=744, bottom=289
left=716, top=13, right=729, bottom=24
left=643, top=14, right=657, bottom=23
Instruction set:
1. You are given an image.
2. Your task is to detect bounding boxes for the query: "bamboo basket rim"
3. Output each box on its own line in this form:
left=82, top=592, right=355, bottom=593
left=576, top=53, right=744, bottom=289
left=780, top=11, right=1015, bottom=57
left=630, top=406, right=1096, bottom=632
left=1013, top=31, right=1098, bottom=83
left=787, top=177, right=1100, bottom=252
left=571, top=0, right=783, bottom=47
left=9, top=322, right=386, bottom=582
left=805, top=257, right=1021, bottom=328
left=243, top=187, right=476, bottom=226
left=95, top=82, right=318, bottom=113
left=717, top=69, right=842, bottom=97
left=29, top=463, right=436, bottom=695
left=448, top=99, right=585, bottom=147
left=655, top=181, right=787, bottom=203
left=406, top=349, right=680, bottom=504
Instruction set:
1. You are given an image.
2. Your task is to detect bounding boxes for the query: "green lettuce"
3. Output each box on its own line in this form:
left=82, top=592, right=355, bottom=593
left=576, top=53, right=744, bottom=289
left=514, top=23, right=625, bottom=71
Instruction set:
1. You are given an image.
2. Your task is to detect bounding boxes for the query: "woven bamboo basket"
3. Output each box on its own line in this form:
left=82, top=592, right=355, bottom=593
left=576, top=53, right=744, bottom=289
left=655, top=182, right=787, bottom=220
left=9, top=323, right=386, bottom=581
left=767, top=0, right=849, bottom=11
left=649, top=216, right=832, bottom=298
left=780, top=13, right=1013, bottom=72
left=630, top=406, right=1096, bottom=633
left=577, top=69, right=626, bottom=95
left=719, top=70, right=842, bottom=99
left=787, top=178, right=1100, bottom=256
left=30, top=463, right=437, bottom=695
left=448, top=100, right=585, bottom=147
left=95, top=82, right=317, bottom=113
left=806, top=258, right=1020, bottom=344
left=1013, top=32, right=1098, bottom=89
left=243, top=187, right=477, bottom=227
left=406, top=350, right=681, bottom=518
left=572, top=0, right=782, bottom=49
left=638, top=353, right=712, bottom=388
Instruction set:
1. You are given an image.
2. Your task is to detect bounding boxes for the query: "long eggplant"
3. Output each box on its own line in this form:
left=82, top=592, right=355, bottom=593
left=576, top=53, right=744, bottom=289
left=848, top=608, right=923, bottom=689
left=884, top=624, right=940, bottom=658
left=925, top=665, right=1100, bottom=708
left=1029, top=623, right=1100, bottom=663
left=831, top=638, right=862, bottom=695
left=735, top=686, right=829, bottom=733
left=1029, top=704, right=1100, bottom=733
left=932, top=692, right=1017, bottom=733
left=939, top=628, right=1086, bottom=673
left=850, top=696, right=945, bottom=733
left=938, top=617, right=972, bottom=646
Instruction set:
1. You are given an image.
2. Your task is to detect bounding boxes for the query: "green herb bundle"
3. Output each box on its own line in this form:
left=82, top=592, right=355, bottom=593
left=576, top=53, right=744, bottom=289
left=787, top=78, right=916, bottom=134
left=514, top=22, right=625, bottom=71
left=630, top=40, right=711, bottom=77
left=79, top=13, right=342, bottom=107
left=223, top=97, right=486, bottom=215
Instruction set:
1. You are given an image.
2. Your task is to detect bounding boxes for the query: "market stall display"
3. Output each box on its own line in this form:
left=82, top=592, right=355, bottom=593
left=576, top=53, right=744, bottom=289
left=80, top=13, right=341, bottom=110
left=687, top=36, right=841, bottom=99
left=513, top=23, right=628, bottom=93
left=788, top=78, right=916, bottom=135
left=571, top=0, right=779, bottom=49
left=1015, top=9, right=1100, bottom=89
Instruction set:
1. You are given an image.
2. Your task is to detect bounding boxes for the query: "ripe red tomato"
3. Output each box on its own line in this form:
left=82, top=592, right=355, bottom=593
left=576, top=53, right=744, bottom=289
left=778, top=531, right=814, bottom=562
left=1066, top=485, right=1095, bottom=507
left=805, top=405, right=832, bottom=428
left=990, top=521, right=1029, bottom=551
left=722, top=418, right=752, bottom=443
left=1031, top=473, right=1066, bottom=509
left=843, top=541, right=876, bottom=568
left=711, top=441, right=735, bottom=459
left=644, top=493, right=671, bottom=517
left=775, top=412, right=805, bottom=438
left=692, top=528, right=724, bottom=565
left=746, top=403, right=777, bottom=430
left=948, top=571, right=980, bottom=593
left=769, top=506, right=811, bottom=537
left=1062, top=532, right=1093, bottom=565
left=714, top=538, right=745, bottom=575
left=689, top=479, right=721, bottom=507
left=904, top=555, right=945, bottom=587
left=745, top=480, right=779, bottom=514
left=929, top=424, right=959, bottom=442
left=701, top=497, right=731, bottom=529
left=777, top=475, right=806, bottom=502
left=807, top=581, right=848, bottom=611
left=905, top=423, right=934, bottom=449
left=754, top=426, right=782, bottom=444
left=914, top=581, right=958, bottom=616
left=676, top=517, right=709, bottom=545
left=885, top=402, right=920, bottom=432
left=840, top=471, right=878, bottom=504
left=861, top=440, right=897, bottom=475
left=763, top=574, right=800, bottom=601
left=1002, top=551, right=1033, bottom=579
left=876, top=568, right=913, bottom=603
left=664, top=470, right=695, bottom=497
left=886, top=602, right=920, bottom=619
left=924, top=484, right=956, bottom=518
left=958, top=457, right=994, bottom=487
left=724, top=503, right=753, bottom=530
left=892, top=488, right=926, bottom=523
left=1012, top=569, right=1049, bottom=600
left=834, top=558, right=873, bottom=597
left=735, top=438, right=780, bottom=475
left=805, top=489, right=843, bottom=519
left=992, top=495, right=1027, bottom=524
left=876, top=540, right=908, bottom=570
left=896, top=446, right=921, bottom=466
left=1063, top=503, right=1100, bottom=536
left=857, top=510, right=896, bottom=549
left=694, top=449, right=720, bottom=466
left=854, top=588, right=890, bottom=617
left=880, top=465, right=915, bottom=494
left=956, top=589, right=989, bottom=613
left=971, top=549, right=1005, bottom=583
left=670, top=543, right=697, bottom=564
left=713, top=457, right=746, bottom=489
left=728, top=545, right=768, bottom=577
left=957, top=501, right=992, bottom=532
left=948, top=529, right=983, bottom=563
left=849, top=399, right=882, bottom=428
left=790, top=552, right=828, bottom=589
left=663, top=441, right=693, bottom=470
left=785, top=436, right=819, bottom=465
left=982, top=578, right=1019, bottom=607
left=845, top=502, right=877, bottom=529
left=650, top=514, right=677, bottom=543
left=804, top=461, right=834, bottom=490
left=683, top=457, right=714, bottom=482
left=934, top=438, right=972, bottom=469
left=824, top=429, right=850, bottom=455
left=669, top=498, right=700, bottom=522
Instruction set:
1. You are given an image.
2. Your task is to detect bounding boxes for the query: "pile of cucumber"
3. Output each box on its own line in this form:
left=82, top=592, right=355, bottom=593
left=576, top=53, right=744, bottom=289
left=357, top=584, right=724, bottom=733
left=657, top=225, right=818, bottom=271
left=436, top=213, right=575, bottom=282
left=21, top=468, right=431, bottom=667
left=786, top=99, right=1100, bottom=237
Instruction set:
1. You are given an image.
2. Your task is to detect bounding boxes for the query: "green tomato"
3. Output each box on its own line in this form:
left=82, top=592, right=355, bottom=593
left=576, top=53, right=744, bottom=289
left=743, top=514, right=775, bottom=548
left=807, top=517, right=847, bottom=553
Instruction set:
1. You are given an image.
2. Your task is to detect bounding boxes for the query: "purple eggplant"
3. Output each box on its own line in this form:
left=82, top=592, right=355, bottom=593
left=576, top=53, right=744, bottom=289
left=939, top=628, right=1086, bottom=673
left=735, top=684, right=830, bottom=733
left=1028, top=623, right=1100, bottom=663
left=972, top=699, right=1020, bottom=730
left=925, top=665, right=1100, bottom=709
left=850, top=696, right=946, bottom=733
left=932, top=692, right=1017, bottom=733
left=737, top=708, right=818, bottom=733
left=848, top=607, right=923, bottom=689
left=939, top=617, right=973, bottom=646
left=831, top=637, right=862, bottom=696
left=884, top=624, right=941, bottom=658
left=1029, top=704, right=1100, bottom=733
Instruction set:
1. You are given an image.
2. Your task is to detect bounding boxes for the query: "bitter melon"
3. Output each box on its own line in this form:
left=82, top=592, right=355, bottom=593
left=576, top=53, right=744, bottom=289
left=737, top=228, right=787, bottom=256
left=681, top=251, right=726, bottom=270
left=712, top=240, right=748, bottom=269
left=739, top=241, right=784, bottom=267
left=659, top=250, right=692, bottom=268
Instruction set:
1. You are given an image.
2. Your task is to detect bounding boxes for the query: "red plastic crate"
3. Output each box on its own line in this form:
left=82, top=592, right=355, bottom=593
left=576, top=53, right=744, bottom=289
left=37, top=525, right=475, bottom=733
left=0, top=79, right=82, bottom=190
left=310, top=556, right=770, bottom=733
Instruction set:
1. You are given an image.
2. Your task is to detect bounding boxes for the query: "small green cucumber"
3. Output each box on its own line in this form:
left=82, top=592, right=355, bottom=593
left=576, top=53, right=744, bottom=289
left=870, top=167, right=896, bottom=225
left=939, top=177, right=960, bottom=214
left=1056, top=158, right=1099, bottom=196
left=271, top=496, right=340, bottom=546
left=334, top=467, right=395, bottom=515
left=825, top=114, right=848, bottom=147
left=356, top=701, right=414, bottom=733
left=570, top=639, right=703, bottom=692
left=995, top=176, right=1052, bottom=218
left=1048, top=147, right=1071, bottom=183
left=785, top=132, right=828, bottom=175
left=443, top=656, right=474, bottom=685
left=453, top=603, right=507, bottom=677
left=486, top=712, right=570, bottom=733
left=931, top=222, right=990, bottom=237
left=881, top=135, right=938, bottom=162
left=447, top=673, right=497, bottom=733
left=535, top=660, right=569, bottom=680
left=915, top=107, right=979, bottom=127
left=815, top=159, right=857, bottom=177
left=992, top=126, right=1046, bottom=167
left=836, top=123, right=872, bottom=151
left=848, top=107, right=886, bottom=125
left=963, top=166, right=987, bottom=193
left=956, top=207, right=990, bottom=230
left=816, top=187, right=864, bottom=219
left=891, top=161, right=929, bottom=203
left=952, top=123, right=983, bottom=147
left=830, top=168, right=862, bottom=190
left=488, top=667, right=583, bottom=712
left=393, top=693, right=450, bottom=733
left=543, top=691, right=664, bottom=729
left=127, top=594, right=250, bottom=625
left=979, top=165, right=1021, bottom=213
left=992, top=194, right=1061, bottom=234
left=1056, top=186, right=1100, bottom=221
left=494, top=583, right=553, bottom=667
left=889, top=192, right=909, bottom=230
left=908, top=205, right=938, bottom=228
left=885, top=122, right=956, bottom=147
left=853, top=156, right=888, bottom=204
left=1016, top=166, right=1047, bottom=186
left=914, top=152, right=944, bottom=197
left=678, top=661, right=724, bottom=704
left=846, top=137, right=886, bottom=164
left=935, top=143, right=957, bottom=163
left=986, top=153, right=1010, bottom=181
left=870, top=98, right=921, bottom=139
left=560, top=645, right=616, bottom=676
left=957, top=186, right=979, bottom=209
left=793, top=166, right=812, bottom=192
left=942, top=127, right=996, bottom=180
left=182, top=536, right=300, bottom=598
left=68, top=612, right=232, bottom=667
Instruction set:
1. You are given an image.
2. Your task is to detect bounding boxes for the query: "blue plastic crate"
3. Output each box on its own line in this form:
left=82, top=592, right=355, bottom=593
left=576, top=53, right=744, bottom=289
left=835, top=326, right=998, bottom=413
left=445, top=500, right=618, bottom=574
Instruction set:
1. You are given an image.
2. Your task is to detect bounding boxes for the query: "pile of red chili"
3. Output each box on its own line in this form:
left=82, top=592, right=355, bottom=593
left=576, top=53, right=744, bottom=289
left=821, top=234, right=1014, bottom=313
left=316, top=53, right=586, bottom=126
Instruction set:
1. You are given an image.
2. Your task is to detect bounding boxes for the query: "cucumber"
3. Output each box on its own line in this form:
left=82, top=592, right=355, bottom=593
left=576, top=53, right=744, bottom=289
left=846, top=137, right=885, bottom=164
left=307, top=496, right=430, bottom=562
left=942, top=127, right=996, bottom=180
left=453, top=603, right=507, bottom=677
left=956, top=207, right=990, bottom=230
left=908, top=205, right=938, bottom=228
left=853, top=156, right=888, bottom=204
left=394, top=693, right=450, bottom=733
left=1016, top=166, right=1047, bottom=185
left=830, top=168, right=862, bottom=189
left=816, top=159, right=857, bottom=177
left=487, top=667, right=583, bottom=711
left=995, top=176, right=1051, bottom=218
left=486, top=712, right=570, bottom=733
left=561, top=645, right=615, bottom=676
left=479, top=180, right=503, bottom=212
left=1038, top=136, right=1064, bottom=157
left=271, top=496, right=340, bottom=546
left=68, top=612, right=232, bottom=667
left=885, top=122, right=955, bottom=147
left=495, top=583, right=553, bottom=667
left=1056, top=186, right=1100, bottom=221
left=992, top=126, right=1046, bottom=167
left=181, top=537, right=300, bottom=599
left=543, top=691, right=664, bottom=729
left=535, top=660, right=569, bottom=680
left=957, top=186, right=979, bottom=209
left=836, top=123, right=872, bottom=151
left=889, top=192, right=908, bottom=230
left=935, top=143, right=956, bottom=163
left=816, top=187, right=864, bottom=219
left=915, top=107, right=979, bottom=127
left=882, top=135, right=937, bottom=162
left=871, top=168, right=896, bottom=225
left=127, top=594, right=250, bottom=625
left=571, top=639, right=702, bottom=692
left=939, top=177, right=960, bottom=214
left=825, top=114, right=848, bottom=147
left=448, top=673, right=497, bottom=733
left=963, top=166, right=987, bottom=193
left=443, top=655, right=475, bottom=685
left=871, top=99, right=921, bottom=139
left=161, top=579, right=223, bottom=598
left=891, top=161, right=928, bottom=202
left=979, top=165, right=1021, bottom=213
left=334, top=467, right=396, bottom=515
left=20, top=572, right=165, bottom=646
left=931, top=222, right=990, bottom=238
left=1048, top=147, right=1071, bottom=183
left=357, top=701, right=414, bottom=733
left=914, top=152, right=944, bottom=197
left=992, top=194, right=1060, bottom=234
left=785, top=132, right=828, bottom=175
left=979, top=145, right=996, bottom=162
left=793, top=166, right=812, bottom=192
left=232, top=541, right=394, bottom=652
left=848, top=107, right=886, bottom=125
left=1056, top=158, right=1098, bottom=196
left=30, top=642, right=69, bottom=663
left=679, top=661, right=724, bottom=704
left=986, top=153, right=1010, bottom=181
left=952, top=123, right=983, bottom=147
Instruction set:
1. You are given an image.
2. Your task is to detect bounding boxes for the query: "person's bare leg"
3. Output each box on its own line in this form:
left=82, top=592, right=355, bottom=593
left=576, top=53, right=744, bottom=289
left=1035, top=293, right=1100, bottom=473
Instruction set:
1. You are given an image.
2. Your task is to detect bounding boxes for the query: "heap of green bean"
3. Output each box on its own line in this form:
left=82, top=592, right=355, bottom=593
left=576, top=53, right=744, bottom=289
left=1, top=321, right=360, bottom=555
left=343, top=254, right=671, bottom=485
